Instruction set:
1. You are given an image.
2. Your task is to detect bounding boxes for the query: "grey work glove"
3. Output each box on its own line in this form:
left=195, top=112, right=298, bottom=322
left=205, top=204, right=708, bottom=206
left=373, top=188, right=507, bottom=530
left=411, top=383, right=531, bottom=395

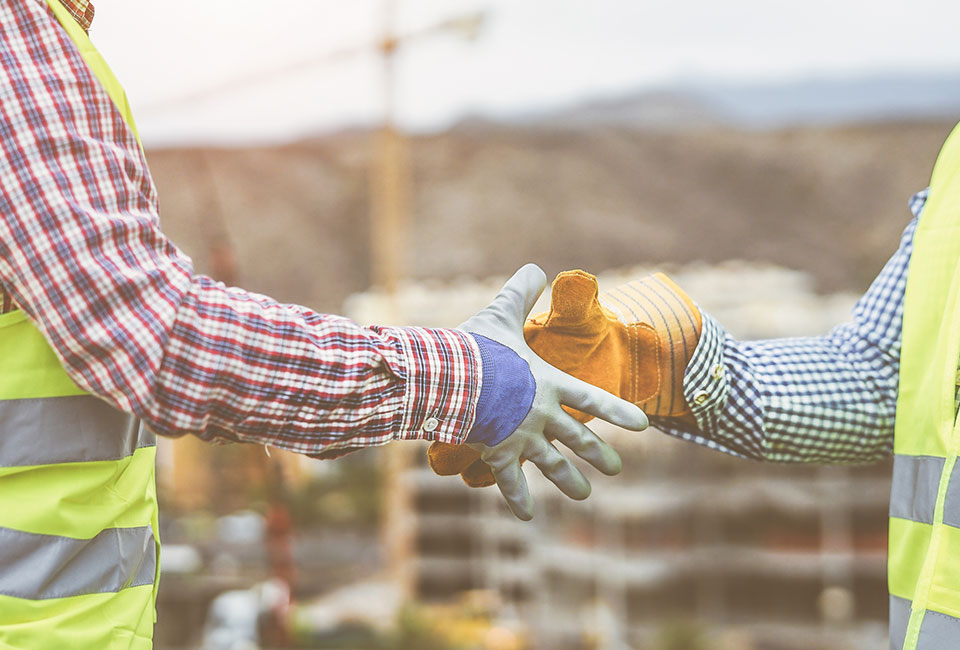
left=460, top=264, right=649, bottom=520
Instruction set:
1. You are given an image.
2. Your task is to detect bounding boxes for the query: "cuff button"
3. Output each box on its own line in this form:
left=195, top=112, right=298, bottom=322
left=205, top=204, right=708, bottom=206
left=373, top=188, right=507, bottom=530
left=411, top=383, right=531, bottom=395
left=422, top=417, right=440, bottom=432
left=693, top=391, right=709, bottom=405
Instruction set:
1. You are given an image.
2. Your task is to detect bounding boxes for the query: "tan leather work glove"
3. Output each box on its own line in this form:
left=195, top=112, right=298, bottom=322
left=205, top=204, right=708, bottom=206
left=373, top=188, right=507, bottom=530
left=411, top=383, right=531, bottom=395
left=427, top=270, right=702, bottom=488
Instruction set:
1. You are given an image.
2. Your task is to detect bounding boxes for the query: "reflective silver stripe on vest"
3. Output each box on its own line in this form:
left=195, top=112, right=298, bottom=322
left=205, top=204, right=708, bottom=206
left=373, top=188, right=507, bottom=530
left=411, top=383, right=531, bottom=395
left=917, top=606, right=960, bottom=647
left=891, top=595, right=911, bottom=650
left=890, top=594, right=960, bottom=649
left=943, top=461, right=960, bottom=528
left=0, top=395, right=155, bottom=468
left=0, top=525, right=156, bottom=600
left=890, top=454, right=946, bottom=525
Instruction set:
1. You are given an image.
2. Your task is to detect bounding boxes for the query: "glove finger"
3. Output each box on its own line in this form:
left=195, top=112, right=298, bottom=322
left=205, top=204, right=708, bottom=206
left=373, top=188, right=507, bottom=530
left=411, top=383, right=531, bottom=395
left=488, top=264, right=548, bottom=325
left=461, top=457, right=496, bottom=488
left=554, top=370, right=649, bottom=431
left=427, top=441, right=482, bottom=476
left=546, top=413, right=622, bottom=476
left=524, top=436, right=591, bottom=501
left=561, top=403, right=595, bottom=424
left=489, top=460, right=534, bottom=521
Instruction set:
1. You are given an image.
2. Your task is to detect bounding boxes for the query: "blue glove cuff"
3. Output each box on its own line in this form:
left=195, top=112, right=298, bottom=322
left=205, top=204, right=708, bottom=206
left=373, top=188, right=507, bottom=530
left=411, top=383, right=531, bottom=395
left=466, top=334, right=536, bottom=447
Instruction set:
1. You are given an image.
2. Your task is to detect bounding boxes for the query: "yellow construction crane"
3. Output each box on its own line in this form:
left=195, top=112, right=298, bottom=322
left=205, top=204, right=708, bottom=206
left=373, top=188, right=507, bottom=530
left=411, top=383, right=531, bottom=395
left=370, top=2, right=485, bottom=299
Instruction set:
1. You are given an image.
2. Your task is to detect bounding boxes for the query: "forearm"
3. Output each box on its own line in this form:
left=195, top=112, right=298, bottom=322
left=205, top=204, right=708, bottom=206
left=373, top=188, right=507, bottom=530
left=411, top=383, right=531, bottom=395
left=652, top=313, right=898, bottom=463
left=2, top=189, right=482, bottom=456
left=0, top=1, right=481, bottom=456
left=651, top=211, right=919, bottom=464
left=149, top=276, right=482, bottom=455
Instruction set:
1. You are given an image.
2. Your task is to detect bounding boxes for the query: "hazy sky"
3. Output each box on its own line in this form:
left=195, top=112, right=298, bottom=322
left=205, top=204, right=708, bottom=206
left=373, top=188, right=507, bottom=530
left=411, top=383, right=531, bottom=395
left=91, top=0, right=960, bottom=145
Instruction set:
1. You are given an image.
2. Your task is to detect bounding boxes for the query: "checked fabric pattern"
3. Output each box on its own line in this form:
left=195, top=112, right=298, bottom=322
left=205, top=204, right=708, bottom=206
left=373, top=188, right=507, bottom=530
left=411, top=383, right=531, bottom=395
left=0, top=0, right=482, bottom=457
left=652, top=190, right=929, bottom=464
left=1, top=0, right=937, bottom=465
left=56, top=0, right=94, bottom=32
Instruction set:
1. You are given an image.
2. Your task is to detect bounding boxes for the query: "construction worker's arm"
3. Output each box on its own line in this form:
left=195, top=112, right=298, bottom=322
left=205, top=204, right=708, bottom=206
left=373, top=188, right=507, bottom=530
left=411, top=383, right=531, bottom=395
left=430, top=196, right=922, bottom=483
left=0, top=2, right=646, bottom=472
left=0, top=5, right=457, bottom=456
left=651, top=213, right=918, bottom=463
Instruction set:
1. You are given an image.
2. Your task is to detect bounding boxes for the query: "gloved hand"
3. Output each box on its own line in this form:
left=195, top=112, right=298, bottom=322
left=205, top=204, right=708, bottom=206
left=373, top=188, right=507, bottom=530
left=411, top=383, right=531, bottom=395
left=456, top=264, right=649, bottom=520
left=429, top=269, right=701, bottom=489
left=526, top=270, right=702, bottom=419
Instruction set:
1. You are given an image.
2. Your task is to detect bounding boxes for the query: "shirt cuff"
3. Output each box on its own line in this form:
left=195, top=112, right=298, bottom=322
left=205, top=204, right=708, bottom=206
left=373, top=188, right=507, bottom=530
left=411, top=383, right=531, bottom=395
left=681, top=312, right=728, bottom=436
left=465, top=334, right=536, bottom=447
left=647, top=311, right=748, bottom=458
left=387, top=326, right=483, bottom=445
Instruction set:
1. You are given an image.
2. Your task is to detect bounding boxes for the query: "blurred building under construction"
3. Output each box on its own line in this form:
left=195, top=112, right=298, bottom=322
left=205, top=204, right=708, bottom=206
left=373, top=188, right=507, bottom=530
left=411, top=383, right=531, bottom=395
left=346, top=263, right=890, bottom=650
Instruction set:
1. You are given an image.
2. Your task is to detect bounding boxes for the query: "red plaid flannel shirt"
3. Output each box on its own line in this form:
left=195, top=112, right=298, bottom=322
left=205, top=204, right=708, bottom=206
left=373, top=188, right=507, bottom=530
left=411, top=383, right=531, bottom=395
left=58, top=0, right=94, bottom=31
left=0, top=0, right=482, bottom=455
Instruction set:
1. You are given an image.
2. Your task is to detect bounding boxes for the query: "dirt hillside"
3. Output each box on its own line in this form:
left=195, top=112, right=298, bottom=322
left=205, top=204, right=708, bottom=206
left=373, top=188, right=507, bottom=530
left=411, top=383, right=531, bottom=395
left=145, top=120, right=954, bottom=313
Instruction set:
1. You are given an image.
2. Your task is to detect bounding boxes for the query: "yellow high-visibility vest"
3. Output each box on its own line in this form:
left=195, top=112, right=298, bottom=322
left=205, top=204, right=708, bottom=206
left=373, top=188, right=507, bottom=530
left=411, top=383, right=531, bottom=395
left=0, top=3, right=159, bottom=648
left=889, top=119, right=960, bottom=648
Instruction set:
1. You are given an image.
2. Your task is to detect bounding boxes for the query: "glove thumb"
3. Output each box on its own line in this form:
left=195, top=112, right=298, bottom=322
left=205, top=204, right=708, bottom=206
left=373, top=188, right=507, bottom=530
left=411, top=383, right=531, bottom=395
left=488, top=264, right=548, bottom=326
left=540, top=270, right=612, bottom=335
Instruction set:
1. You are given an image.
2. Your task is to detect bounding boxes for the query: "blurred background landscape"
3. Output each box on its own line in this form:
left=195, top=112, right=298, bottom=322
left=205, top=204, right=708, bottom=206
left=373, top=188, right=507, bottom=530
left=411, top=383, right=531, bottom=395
left=88, top=0, right=960, bottom=647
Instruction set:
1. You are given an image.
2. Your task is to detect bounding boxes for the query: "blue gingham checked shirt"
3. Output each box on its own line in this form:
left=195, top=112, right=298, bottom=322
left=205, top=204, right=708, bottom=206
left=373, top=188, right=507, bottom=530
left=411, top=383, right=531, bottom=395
left=652, top=189, right=930, bottom=463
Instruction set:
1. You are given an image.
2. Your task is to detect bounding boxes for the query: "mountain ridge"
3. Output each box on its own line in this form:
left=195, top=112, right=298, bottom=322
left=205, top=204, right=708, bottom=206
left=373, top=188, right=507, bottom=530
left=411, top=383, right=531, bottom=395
left=146, top=118, right=953, bottom=314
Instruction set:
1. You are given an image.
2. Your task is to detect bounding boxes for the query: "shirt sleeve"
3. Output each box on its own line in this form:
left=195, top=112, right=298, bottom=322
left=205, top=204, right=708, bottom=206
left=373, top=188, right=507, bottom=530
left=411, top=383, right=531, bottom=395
left=650, top=190, right=926, bottom=463
left=0, top=0, right=481, bottom=457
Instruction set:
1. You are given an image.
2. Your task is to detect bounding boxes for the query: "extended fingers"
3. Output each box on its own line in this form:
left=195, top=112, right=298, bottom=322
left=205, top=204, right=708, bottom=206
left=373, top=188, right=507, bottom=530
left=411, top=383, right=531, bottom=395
left=546, top=414, right=622, bottom=476
left=554, top=371, right=649, bottom=431
left=523, top=436, right=591, bottom=501
left=489, top=460, right=534, bottom=521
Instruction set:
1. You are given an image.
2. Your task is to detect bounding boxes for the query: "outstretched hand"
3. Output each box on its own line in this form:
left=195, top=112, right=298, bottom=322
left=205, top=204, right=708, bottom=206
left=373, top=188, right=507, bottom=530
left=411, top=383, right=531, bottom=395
left=459, top=264, right=649, bottom=520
